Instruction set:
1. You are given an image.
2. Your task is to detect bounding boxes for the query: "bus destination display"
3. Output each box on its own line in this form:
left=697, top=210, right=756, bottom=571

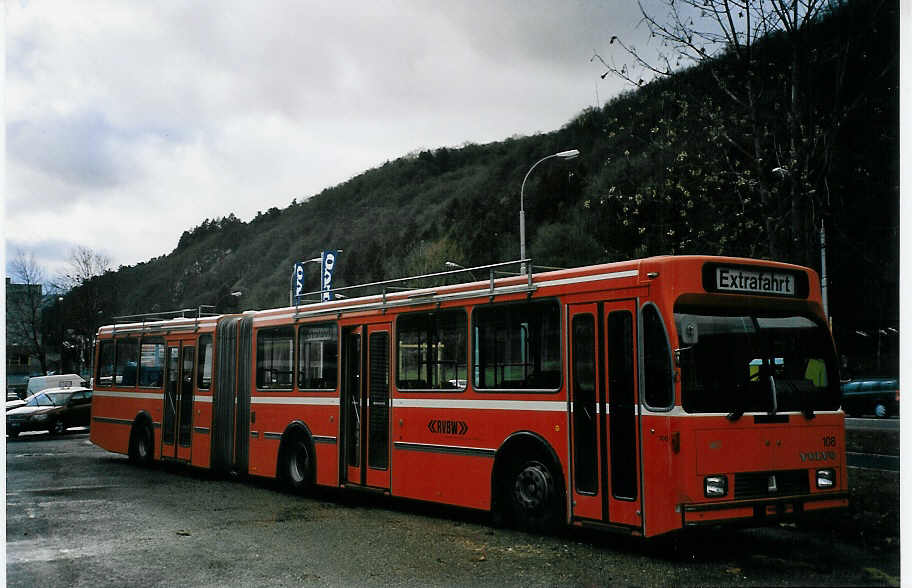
left=702, top=262, right=809, bottom=298
left=717, top=267, right=794, bottom=296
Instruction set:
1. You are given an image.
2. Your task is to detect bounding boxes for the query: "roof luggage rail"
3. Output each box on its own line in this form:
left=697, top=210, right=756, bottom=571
left=291, top=258, right=547, bottom=318
left=111, top=306, right=218, bottom=334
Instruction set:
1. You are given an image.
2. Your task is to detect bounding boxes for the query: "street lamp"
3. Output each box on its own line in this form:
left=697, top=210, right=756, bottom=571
left=444, top=261, right=478, bottom=281
left=57, top=296, right=64, bottom=373
left=216, top=291, right=243, bottom=313
left=519, top=149, right=580, bottom=274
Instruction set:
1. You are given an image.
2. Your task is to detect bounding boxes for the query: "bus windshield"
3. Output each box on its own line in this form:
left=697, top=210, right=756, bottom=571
left=674, top=308, right=840, bottom=415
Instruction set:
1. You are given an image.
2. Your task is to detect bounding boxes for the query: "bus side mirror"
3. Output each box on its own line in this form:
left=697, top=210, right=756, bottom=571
left=681, top=321, right=699, bottom=345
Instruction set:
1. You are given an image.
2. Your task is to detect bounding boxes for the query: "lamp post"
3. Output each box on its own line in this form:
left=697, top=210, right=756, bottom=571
left=444, top=261, right=478, bottom=281
left=519, top=149, right=580, bottom=274
left=216, top=291, right=243, bottom=313
left=57, top=296, right=64, bottom=373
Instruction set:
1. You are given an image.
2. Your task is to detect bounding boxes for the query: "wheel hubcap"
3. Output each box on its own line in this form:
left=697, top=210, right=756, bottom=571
left=514, top=464, right=551, bottom=512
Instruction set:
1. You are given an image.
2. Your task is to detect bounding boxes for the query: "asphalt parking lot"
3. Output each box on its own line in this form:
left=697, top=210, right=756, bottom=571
left=6, top=431, right=900, bottom=587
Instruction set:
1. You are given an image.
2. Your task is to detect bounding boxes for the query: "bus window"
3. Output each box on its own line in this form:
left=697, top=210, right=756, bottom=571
left=473, top=301, right=561, bottom=391
left=114, top=338, right=139, bottom=387
left=198, top=334, right=213, bottom=389
left=298, top=324, right=337, bottom=390
left=139, top=337, right=165, bottom=388
left=256, top=326, right=295, bottom=390
left=96, top=341, right=115, bottom=386
left=397, top=310, right=467, bottom=391
left=642, top=304, right=673, bottom=409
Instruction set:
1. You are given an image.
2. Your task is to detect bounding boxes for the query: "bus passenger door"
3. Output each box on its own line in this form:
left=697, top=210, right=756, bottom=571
left=162, top=345, right=180, bottom=460
left=176, top=346, right=195, bottom=462
left=342, top=323, right=391, bottom=490
left=568, top=304, right=604, bottom=521
left=162, top=343, right=194, bottom=462
left=604, top=300, right=642, bottom=529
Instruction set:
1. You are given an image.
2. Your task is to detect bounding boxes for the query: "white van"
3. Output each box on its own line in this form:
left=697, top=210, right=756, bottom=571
left=26, top=374, right=87, bottom=397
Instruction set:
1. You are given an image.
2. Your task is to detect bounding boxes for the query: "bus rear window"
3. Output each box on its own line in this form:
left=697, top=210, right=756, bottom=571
left=674, top=309, right=840, bottom=414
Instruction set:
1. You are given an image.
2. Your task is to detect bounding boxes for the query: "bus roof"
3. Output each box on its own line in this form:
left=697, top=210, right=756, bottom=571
left=97, top=255, right=819, bottom=337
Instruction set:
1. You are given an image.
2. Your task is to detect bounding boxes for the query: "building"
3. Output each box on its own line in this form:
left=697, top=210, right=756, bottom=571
left=6, top=277, right=51, bottom=397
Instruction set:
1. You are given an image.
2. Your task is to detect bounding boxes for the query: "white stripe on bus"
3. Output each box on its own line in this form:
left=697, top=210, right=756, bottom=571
left=93, top=391, right=164, bottom=400
left=535, top=269, right=638, bottom=289
left=392, top=398, right=567, bottom=411
left=251, top=396, right=340, bottom=406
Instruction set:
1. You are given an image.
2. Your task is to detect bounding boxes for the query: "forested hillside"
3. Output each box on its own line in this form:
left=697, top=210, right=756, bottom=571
left=77, top=0, right=898, bottom=375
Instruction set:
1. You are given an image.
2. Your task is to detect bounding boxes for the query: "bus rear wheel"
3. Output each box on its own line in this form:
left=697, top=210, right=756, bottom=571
left=508, top=459, right=561, bottom=532
left=129, top=423, right=154, bottom=466
left=282, top=435, right=314, bottom=493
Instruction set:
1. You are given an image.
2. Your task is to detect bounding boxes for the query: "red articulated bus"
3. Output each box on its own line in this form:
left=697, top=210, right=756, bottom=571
left=89, top=255, right=848, bottom=537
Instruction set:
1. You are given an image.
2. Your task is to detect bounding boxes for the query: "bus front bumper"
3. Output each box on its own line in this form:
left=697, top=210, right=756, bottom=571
left=681, top=492, right=849, bottom=526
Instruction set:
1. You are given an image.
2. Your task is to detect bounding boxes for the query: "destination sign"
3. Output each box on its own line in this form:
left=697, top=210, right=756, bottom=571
left=716, top=267, right=795, bottom=296
left=701, top=262, right=809, bottom=299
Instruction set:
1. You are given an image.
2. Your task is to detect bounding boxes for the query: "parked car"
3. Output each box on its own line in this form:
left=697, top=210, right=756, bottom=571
left=6, top=387, right=93, bottom=438
left=841, top=378, right=899, bottom=418
left=6, top=394, right=30, bottom=412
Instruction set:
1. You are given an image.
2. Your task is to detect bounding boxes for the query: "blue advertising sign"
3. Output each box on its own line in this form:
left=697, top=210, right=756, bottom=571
left=293, top=262, right=307, bottom=305
left=321, top=250, right=338, bottom=301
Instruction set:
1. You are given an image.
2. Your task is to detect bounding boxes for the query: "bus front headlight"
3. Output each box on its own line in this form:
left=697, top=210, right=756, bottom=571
left=704, top=475, right=728, bottom=498
left=816, top=468, right=835, bottom=489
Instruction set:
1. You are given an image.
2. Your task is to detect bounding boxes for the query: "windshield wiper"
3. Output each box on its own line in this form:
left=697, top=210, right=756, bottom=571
left=768, top=375, right=778, bottom=415
left=727, top=385, right=749, bottom=421
left=726, top=408, right=744, bottom=422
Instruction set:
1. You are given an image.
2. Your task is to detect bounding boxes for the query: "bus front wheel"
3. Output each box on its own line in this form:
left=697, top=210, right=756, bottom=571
left=508, top=458, right=561, bottom=532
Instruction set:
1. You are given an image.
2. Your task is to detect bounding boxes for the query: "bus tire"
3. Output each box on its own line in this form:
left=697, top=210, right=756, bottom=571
left=280, top=432, right=314, bottom=493
left=129, top=422, right=154, bottom=466
left=507, top=457, right=562, bottom=532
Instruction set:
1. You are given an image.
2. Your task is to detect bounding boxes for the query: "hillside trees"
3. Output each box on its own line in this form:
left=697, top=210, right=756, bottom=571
left=599, top=0, right=894, bottom=267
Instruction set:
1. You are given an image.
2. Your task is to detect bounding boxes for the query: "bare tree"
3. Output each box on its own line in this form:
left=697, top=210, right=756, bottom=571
left=56, top=246, right=113, bottom=374
left=597, top=0, right=889, bottom=264
left=57, top=245, right=112, bottom=291
left=8, top=249, right=51, bottom=374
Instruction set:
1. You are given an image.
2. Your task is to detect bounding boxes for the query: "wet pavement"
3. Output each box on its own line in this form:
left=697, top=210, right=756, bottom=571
left=6, top=432, right=900, bottom=587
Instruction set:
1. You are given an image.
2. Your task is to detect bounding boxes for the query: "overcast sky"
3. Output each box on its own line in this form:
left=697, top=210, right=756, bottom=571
left=5, top=1, right=649, bottom=281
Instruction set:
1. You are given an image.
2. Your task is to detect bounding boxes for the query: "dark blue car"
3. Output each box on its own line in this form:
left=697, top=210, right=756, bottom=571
left=841, top=378, right=899, bottom=418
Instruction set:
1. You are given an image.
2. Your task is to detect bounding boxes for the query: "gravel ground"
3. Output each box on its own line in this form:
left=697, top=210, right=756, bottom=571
left=6, top=429, right=901, bottom=587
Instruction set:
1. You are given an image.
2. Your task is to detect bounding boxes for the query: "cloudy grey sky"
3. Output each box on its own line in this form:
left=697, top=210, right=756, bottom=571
left=5, top=1, right=648, bottom=280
